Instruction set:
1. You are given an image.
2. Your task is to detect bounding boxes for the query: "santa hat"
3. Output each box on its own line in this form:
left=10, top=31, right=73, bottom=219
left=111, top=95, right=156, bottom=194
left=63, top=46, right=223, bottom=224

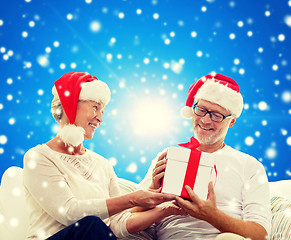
left=180, top=73, right=243, bottom=119
left=52, top=72, right=111, bottom=147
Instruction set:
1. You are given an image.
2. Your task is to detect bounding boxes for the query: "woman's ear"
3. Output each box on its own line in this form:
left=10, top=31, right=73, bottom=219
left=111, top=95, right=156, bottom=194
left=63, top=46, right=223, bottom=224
left=229, top=118, right=236, bottom=128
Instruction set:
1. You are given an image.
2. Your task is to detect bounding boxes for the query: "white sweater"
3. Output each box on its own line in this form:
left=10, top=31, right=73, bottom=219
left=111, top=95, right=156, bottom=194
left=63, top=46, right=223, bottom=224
left=23, top=144, right=131, bottom=239
left=139, top=145, right=272, bottom=240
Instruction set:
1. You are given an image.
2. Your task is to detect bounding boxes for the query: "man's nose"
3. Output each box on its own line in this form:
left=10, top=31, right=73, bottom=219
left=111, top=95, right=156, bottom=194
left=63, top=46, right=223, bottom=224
left=201, top=112, right=212, bottom=123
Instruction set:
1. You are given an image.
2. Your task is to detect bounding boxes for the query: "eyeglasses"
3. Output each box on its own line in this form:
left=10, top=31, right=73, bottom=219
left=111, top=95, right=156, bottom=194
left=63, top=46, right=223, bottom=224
left=193, top=104, right=232, bottom=122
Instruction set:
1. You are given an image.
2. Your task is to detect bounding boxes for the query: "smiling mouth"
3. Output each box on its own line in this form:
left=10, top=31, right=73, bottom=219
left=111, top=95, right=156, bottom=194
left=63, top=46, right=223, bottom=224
left=199, top=124, right=213, bottom=131
left=89, top=123, right=99, bottom=129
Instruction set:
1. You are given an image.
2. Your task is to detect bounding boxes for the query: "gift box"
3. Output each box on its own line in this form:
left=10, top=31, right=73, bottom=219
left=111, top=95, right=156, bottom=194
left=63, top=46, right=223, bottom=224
left=161, top=146, right=214, bottom=200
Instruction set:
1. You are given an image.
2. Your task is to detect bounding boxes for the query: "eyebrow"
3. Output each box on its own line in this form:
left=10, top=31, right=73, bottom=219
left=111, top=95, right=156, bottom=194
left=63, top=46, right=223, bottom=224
left=93, top=102, right=104, bottom=107
left=197, top=105, right=225, bottom=115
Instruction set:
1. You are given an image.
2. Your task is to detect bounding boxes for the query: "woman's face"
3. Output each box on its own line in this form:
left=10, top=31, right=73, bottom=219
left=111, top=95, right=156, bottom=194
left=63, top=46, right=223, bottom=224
left=74, top=100, right=105, bottom=140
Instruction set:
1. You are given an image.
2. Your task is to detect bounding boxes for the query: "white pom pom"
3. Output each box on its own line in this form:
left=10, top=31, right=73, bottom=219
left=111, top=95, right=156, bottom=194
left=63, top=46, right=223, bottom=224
left=57, top=125, right=85, bottom=147
left=180, top=106, right=194, bottom=119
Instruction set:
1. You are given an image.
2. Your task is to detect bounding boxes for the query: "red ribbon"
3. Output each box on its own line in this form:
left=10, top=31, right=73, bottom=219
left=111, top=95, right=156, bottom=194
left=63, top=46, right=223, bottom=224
left=178, top=137, right=201, bottom=199
left=178, top=137, right=200, bottom=150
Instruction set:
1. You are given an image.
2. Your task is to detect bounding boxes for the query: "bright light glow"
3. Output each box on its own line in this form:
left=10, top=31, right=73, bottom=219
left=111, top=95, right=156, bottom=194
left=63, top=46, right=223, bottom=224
left=129, top=98, right=175, bottom=137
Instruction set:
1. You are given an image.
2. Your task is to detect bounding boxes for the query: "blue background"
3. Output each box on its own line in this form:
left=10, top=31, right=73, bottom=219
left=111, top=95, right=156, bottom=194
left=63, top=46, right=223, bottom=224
left=0, top=0, right=291, bottom=183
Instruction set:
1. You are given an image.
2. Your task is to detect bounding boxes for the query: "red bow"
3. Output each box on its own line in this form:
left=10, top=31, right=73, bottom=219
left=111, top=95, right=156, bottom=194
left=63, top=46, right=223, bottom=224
left=178, top=137, right=200, bottom=150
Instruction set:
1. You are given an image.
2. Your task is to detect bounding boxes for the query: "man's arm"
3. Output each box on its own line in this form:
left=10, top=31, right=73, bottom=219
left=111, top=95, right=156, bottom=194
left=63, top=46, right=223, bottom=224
left=175, top=183, right=268, bottom=240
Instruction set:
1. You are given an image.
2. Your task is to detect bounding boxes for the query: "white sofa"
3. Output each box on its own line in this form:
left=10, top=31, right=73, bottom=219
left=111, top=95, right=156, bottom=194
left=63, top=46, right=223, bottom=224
left=0, top=166, right=290, bottom=240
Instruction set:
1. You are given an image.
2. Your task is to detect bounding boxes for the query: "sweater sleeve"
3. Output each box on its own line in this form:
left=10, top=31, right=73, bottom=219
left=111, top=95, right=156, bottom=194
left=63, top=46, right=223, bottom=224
left=23, top=148, right=109, bottom=226
left=241, top=158, right=272, bottom=237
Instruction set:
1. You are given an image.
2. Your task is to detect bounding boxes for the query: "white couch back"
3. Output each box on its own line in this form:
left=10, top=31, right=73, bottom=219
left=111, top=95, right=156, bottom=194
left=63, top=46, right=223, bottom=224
left=0, top=166, right=290, bottom=240
left=0, top=167, right=29, bottom=240
left=269, top=179, right=291, bottom=200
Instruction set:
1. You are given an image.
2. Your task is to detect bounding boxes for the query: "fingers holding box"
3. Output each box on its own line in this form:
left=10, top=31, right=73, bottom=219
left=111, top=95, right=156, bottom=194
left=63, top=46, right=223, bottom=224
left=150, top=151, right=168, bottom=190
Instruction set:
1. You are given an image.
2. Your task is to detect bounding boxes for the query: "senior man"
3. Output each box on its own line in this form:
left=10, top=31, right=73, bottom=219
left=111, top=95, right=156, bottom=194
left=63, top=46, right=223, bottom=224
left=139, top=73, right=271, bottom=240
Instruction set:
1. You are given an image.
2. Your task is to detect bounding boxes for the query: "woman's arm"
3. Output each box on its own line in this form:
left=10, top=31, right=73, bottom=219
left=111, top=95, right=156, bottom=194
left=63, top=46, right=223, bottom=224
left=126, top=201, right=186, bottom=234
left=106, top=188, right=175, bottom=217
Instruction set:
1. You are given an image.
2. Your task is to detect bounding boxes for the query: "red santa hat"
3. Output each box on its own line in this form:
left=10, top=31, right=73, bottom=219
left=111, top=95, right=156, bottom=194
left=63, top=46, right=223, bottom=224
left=52, top=72, right=111, bottom=147
left=180, top=73, right=243, bottom=119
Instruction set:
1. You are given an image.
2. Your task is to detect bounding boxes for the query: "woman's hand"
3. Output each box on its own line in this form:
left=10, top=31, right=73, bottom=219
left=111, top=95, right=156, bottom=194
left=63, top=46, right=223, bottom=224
left=158, top=201, right=188, bottom=218
left=130, top=188, right=175, bottom=210
left=126, top=200, right=187, bottom=234
left=149, top=151, right=168, bottom=190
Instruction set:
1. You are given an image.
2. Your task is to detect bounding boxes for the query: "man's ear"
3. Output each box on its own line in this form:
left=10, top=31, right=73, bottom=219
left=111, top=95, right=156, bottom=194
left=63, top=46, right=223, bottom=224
left=229, top=118, right=236, bottom=128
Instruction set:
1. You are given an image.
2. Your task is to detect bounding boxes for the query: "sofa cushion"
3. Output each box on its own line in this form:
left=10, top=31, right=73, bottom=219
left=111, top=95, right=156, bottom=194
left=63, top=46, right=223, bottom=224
left=270, top=196, right=291, bottom=240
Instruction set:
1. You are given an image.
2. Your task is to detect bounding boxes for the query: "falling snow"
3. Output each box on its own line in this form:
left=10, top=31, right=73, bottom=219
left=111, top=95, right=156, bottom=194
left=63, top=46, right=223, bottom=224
left=0, top=0, right=291, bottom=184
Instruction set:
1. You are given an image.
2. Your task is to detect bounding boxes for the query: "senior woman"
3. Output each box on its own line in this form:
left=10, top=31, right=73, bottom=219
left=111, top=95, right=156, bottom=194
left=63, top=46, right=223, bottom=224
left=23, top=72, right=183, bottom=240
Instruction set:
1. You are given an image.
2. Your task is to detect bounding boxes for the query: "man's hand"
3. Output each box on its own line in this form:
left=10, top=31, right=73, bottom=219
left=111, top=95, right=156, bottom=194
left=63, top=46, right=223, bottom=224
left=149, top=151, right=167, bottom=190
left=175, top=182, right=218, bottom=222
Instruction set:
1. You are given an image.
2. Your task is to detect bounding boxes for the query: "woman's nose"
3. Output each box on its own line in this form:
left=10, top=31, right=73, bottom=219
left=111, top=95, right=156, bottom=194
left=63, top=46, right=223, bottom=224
left=96, top=113, right=103, bottom=123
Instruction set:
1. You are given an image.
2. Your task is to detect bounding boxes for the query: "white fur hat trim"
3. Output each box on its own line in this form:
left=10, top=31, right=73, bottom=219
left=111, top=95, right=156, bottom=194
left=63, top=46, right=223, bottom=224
left=195, top=79, right=243, bottom=117
left=180, top=106, right=194, bottom=119
left=57, top=124, right=85, bottom=147
left=79, top=80, right=111, bottom=105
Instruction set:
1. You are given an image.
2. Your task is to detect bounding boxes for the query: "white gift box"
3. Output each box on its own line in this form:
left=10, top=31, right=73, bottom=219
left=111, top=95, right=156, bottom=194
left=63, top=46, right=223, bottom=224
left=161, top=146, right=214, bottom=200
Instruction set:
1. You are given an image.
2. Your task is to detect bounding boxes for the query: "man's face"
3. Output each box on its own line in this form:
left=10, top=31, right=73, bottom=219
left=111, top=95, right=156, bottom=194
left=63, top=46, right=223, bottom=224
left=192, top=99, right=236, bottom=146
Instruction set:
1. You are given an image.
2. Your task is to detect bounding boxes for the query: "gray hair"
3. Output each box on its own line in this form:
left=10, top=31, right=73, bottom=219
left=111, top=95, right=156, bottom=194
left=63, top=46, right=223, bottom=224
left=51, top=94, right=63, bottom=123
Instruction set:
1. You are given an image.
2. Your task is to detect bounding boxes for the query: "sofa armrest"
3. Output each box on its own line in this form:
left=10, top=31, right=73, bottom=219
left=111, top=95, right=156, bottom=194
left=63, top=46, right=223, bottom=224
left=269, top=180, right=291, bottom=200
left=269, top=179, right=291, bottom=239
